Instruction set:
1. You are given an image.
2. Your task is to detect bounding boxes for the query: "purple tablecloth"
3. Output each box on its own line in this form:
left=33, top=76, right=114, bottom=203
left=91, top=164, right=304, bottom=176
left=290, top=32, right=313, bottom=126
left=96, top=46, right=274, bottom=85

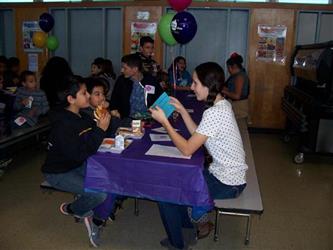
left=84, top=91, right=213, bottom=207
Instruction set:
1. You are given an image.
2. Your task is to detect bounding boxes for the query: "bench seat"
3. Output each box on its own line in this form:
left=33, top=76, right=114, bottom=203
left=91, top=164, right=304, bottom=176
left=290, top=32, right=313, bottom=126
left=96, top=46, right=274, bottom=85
left=0, top=118, right=51, bottom=150
left=213, top=118, right=263, bottom=244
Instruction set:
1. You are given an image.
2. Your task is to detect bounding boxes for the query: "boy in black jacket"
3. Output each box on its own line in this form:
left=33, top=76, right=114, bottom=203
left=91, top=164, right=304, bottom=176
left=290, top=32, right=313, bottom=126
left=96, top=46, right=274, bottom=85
left=42, top=76, right=112, bottom=248
left=110, top=53, right=163, bottom=121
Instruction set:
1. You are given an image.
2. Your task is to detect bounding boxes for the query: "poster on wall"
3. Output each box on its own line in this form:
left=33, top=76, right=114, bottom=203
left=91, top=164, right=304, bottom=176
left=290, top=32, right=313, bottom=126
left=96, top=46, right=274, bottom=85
left=22, top=21, right=43, bottom=52
left=130, top=22, right=157, bottom=54
left=256, top=24, right=287, bottom=64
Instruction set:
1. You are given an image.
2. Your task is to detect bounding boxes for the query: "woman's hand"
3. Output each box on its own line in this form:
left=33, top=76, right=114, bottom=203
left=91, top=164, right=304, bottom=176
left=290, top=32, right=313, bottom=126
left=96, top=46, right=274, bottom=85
left=149, top=106, right=168, bottom=125
left=97, top=111, right=111, bottom=131
left=169, top=97, right=186, bottom=114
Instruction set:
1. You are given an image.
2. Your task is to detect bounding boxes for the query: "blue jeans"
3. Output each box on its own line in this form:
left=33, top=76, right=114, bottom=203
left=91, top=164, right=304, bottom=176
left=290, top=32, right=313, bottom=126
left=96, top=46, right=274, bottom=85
left=191, top=169, right=246, bottom=220
left=44, top=162, right=115, bottom=220
left=158, top=202, right=194, bottom=249
left=159, top=169, right=247, bottom=249
left=204, top=168, right=246, bottom=199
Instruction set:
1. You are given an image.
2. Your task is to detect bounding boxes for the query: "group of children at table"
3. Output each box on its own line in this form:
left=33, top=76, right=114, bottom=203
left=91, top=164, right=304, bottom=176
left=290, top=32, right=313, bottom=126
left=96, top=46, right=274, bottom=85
left=38, top=35, right=250, bottom=249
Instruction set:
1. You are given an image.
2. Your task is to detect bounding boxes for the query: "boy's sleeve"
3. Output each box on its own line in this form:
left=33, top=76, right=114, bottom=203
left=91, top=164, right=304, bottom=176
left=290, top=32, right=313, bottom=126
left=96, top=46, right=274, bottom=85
left=153, top=77, right=163, bottom=98
left=55, top=122, right=105, bottom=163
left=109, top=77, right=121, bottom=111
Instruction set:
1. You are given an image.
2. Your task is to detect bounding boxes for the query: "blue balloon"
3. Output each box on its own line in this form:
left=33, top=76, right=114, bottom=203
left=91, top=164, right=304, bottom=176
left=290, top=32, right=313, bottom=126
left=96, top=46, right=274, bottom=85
left=171, top=11, right=197, bottom=44
left=39, top=13, right=54, bottom=33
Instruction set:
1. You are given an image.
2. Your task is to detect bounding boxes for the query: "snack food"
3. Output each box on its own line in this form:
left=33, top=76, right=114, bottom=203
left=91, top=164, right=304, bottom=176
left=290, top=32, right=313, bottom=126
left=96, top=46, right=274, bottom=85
left=103, top=138, right=115, bottom=145
left=117, top=127, right=144, bottom=139
left=94, top=105, right=108, bottom=120
left=98, top=138, right=133, bottom=153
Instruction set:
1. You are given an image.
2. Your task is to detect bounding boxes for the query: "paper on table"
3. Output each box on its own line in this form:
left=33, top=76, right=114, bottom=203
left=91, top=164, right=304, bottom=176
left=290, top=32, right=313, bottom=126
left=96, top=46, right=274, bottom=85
left=149, top=134, right=171, bottom=141
left=151, top=127, right=179, bottom=133
left=145, top=144, right=191, bottom=159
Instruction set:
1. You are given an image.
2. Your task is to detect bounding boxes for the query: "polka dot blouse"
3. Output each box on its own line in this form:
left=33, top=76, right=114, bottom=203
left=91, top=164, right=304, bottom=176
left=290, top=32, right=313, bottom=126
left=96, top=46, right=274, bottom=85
left=196, top=99, right=248, bottom=185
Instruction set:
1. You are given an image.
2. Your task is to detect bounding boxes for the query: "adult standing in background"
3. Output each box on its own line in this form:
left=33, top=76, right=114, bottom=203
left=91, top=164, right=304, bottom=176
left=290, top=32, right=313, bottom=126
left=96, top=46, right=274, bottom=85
left=222, top=53, right=250, bottom=121
left=40, top=56, right=73, bottom=109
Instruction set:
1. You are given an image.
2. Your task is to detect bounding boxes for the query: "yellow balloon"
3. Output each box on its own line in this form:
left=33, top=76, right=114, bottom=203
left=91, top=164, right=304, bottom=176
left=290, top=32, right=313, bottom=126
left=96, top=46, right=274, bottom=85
left=32, top=31, right=47, bottom=48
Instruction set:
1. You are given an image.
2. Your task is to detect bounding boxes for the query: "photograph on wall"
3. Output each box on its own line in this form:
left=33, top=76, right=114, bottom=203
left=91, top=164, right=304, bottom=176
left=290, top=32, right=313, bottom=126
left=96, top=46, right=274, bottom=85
left=256, top=24, right=287, bottom=64
left=130, top=22, right=157, bottom=54
left=22, top=21, right=43, bottom=52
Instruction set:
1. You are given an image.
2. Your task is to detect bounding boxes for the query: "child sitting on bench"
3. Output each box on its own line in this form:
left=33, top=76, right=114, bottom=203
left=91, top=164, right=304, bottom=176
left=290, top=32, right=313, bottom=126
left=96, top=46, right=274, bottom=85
left=13, top=71, right=49, bottom=128
left=41, top=76, right=115, bottom=248
left=81, top=77, right=121, bottom=137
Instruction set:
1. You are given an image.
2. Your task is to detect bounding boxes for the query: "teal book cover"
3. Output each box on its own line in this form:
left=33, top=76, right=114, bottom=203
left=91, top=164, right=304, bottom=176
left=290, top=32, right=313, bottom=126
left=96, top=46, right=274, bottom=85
left=150, top=92, right=175, bottom=118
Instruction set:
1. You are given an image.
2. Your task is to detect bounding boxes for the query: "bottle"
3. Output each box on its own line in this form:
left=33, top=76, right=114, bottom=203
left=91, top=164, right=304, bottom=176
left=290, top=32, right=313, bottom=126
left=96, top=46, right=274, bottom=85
left=115, top=134, right=125, bottom=149
left=26, top=96, right=34, bottom=108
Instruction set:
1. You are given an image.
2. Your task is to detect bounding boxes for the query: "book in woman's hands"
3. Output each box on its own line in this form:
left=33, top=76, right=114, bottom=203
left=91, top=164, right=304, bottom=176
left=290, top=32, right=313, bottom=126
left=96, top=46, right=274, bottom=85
left=150, top=92, right=175, bottom=118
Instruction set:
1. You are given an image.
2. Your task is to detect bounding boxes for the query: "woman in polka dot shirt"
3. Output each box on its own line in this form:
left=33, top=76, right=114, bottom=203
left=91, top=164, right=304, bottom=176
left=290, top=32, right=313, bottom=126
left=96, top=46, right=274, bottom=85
left=150, top=62, right=248, bottom=250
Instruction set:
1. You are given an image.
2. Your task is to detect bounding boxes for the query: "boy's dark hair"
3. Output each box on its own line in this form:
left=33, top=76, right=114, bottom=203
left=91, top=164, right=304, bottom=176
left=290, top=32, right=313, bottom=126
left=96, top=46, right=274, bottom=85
left=121, top=54, right=143, bottom=72
left=92, top=57, right=105, bottom=68
left=8, top=57, right=20, bottom=68
left=0, top=56, right=7, bottom=65
left=62, top=75, right=85, bottom=107
left=84, top=77, right=107, bottom=94
left=195, top=62, right=225, bottom=107
left=20, top=70, right=35, bottom=83
left=140, top=36, right=154, bottom=47
left=226, top=53, right=244, bottom=69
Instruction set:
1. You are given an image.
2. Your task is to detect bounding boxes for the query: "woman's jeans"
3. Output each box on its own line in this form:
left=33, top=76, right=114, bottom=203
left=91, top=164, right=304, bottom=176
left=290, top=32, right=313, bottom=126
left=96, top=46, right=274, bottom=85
left=158, top=169, right=246, bottom=249
left=44, top=162, right=115, bottom=220
left=158, top=202, right=194, bottom=249
left=191, top=169, right=246, bottom=220
left=204, top=168, right=246, bottom=199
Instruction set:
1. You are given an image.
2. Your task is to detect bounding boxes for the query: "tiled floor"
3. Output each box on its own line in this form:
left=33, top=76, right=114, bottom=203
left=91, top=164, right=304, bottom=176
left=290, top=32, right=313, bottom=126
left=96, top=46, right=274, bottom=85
left=0, top=133, right=332, bottom=250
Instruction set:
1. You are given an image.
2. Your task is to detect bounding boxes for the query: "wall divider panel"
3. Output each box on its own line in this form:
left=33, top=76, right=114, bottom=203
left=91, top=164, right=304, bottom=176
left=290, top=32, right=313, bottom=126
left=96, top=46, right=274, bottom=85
left=51, top=7, right=122, bottom=76
left=0, top=9, right=15, bottom=57
left=296, top=10, right=333, bottom=45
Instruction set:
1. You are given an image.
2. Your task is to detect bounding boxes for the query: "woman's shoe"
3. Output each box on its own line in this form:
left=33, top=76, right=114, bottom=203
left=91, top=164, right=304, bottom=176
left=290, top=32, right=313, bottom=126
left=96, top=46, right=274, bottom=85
left=197, top=221, right=214, bottom=239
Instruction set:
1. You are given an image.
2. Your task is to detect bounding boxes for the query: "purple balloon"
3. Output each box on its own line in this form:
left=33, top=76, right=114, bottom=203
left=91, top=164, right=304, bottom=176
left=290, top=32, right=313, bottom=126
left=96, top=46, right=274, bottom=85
left=39, top=13, right=54, bottom=33
left=171, top=11, right=197, bottom=44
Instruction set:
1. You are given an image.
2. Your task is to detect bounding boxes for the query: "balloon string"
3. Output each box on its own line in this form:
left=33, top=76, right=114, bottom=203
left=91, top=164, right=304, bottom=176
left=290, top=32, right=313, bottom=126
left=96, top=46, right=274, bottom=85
left=171, top=46, right=176, bottom=96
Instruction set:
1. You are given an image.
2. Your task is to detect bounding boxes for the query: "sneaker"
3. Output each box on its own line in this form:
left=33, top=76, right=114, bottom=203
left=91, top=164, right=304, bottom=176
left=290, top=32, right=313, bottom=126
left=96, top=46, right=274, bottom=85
left=59, top=203, right=73, bottom=216
left=197, top=221, right=214, bottom=239
left=59, top=202, right=92, bottom=220
left=59, top=202, right=74, bottom=216
left=84, top=217, right=102, bottom=248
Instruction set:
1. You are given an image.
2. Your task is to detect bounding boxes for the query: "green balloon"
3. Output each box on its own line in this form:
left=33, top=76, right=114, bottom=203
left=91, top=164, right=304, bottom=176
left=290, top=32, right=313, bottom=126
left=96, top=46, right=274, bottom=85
left=158, top=13, right=177, bottom=46
left=46, top=36, right=59, bottom=51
